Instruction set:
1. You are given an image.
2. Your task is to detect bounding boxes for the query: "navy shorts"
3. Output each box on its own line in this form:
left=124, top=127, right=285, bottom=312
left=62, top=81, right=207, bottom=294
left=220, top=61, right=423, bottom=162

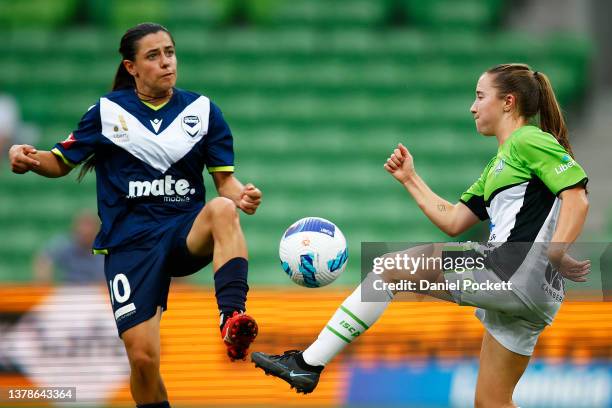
left=104, top=211, right=213, bottom=337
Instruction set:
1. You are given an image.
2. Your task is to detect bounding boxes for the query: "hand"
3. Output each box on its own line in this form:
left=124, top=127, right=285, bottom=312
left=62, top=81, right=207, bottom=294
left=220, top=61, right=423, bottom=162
left=9, top=144, right=40, bottom=174
left=238, top=183, right=262, bottom=215
left=384, top=143, right=416, bottom=184
left=549, top=251, right=591, bottom=283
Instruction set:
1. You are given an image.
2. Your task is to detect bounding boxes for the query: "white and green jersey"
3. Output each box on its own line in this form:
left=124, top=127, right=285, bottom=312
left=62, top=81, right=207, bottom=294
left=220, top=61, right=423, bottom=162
left=460, top=125, right=587, bottom=323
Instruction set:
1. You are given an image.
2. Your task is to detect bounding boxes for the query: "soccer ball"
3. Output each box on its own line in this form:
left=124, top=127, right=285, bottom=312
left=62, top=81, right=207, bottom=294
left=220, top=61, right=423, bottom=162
left=279, top=217, right=348, bottom=288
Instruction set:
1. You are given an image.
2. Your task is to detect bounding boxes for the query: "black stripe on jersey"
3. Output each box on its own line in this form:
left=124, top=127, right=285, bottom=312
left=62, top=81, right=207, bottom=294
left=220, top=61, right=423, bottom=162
left=556, top=177, right=588, bottom=196
left=460, top=196, right=489, bottom=221
left=485, top=176, right=556, bottom=281
left=507, top=175, right=556, bottom=242
left=484, top=181, right=527, bottom=207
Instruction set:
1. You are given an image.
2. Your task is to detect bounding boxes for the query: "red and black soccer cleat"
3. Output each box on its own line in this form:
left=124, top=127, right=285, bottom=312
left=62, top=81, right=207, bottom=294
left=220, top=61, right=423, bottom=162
left=221, top=311, right=259, bottom=361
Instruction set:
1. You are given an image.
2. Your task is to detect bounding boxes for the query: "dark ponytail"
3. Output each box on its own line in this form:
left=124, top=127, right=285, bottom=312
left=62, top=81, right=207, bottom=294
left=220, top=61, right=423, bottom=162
left=112, top=62, right=136, bottom=91
left=487, top=63, right=575, bottom=158
left=78, top=23, right=174, bottom=181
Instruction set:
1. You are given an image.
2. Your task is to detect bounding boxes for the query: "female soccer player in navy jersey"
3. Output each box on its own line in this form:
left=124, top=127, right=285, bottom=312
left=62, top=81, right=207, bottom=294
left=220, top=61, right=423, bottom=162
left=9, top=23, right=260, bottom=408
left=252, top=64, right=590, bottom=408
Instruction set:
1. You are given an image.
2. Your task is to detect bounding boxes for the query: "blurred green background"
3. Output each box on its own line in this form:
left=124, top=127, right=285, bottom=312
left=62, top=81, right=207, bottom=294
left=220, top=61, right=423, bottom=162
left=0, top=0, right=605, bottom=286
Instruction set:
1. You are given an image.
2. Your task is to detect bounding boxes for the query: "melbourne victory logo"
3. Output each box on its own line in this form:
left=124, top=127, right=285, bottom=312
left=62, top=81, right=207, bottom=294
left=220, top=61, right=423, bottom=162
left=182, top=115, right=201, bottom=137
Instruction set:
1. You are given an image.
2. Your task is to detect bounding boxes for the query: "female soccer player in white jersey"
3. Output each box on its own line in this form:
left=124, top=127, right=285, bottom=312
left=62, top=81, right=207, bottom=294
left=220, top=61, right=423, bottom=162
left=9, top=23, right=261, bottom=408
left=252, top=63, right=590, bottom=408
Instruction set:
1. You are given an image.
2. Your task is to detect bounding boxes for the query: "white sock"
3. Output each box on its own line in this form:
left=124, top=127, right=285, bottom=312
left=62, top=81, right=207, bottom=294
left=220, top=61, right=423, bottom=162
left=302, top=271, right=393, bottom=366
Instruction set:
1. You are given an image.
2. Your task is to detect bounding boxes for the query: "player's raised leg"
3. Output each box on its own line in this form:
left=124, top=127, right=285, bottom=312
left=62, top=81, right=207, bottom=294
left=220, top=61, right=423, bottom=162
left=186, top=196, right=258, bottom=360
left=474, top=330, right=530, bottom=408
left=252, top=243, right=449, bottom=393
left=121, top=307, right=170, bottom=407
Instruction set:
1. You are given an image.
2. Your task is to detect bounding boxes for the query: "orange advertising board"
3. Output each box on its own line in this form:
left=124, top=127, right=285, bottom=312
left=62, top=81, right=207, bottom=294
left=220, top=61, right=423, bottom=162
left=0, top=285, right=610, bottom=407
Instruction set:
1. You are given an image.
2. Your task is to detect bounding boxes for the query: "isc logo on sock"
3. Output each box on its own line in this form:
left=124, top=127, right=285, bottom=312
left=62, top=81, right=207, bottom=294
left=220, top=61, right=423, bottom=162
left=339, top=320, right=361, bottom=337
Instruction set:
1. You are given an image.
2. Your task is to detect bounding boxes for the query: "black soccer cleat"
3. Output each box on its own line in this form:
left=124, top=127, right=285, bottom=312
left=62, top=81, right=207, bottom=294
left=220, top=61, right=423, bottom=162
left=251, top=350, right=323, bottom=394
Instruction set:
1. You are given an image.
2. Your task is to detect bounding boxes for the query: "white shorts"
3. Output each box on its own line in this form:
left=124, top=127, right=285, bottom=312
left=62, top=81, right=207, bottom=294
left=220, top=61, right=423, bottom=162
left=444, top=267, right=548, bottom=356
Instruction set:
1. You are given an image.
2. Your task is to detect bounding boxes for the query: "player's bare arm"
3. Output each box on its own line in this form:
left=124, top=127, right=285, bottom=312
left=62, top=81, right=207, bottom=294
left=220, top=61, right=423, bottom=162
left=384, top=143, right=479, bottom=236
left=212, top=172, right=262, bottom=215
left=8, top=145, right=72, bottom=178
left=548, top=186, right=590, bottom=281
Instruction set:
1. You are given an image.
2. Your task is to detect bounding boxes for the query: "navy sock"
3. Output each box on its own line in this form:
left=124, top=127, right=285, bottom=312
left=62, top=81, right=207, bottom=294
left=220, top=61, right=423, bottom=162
left=137, top=402, right=170, bottom=408
left=214, top=257, right=249, bottom=330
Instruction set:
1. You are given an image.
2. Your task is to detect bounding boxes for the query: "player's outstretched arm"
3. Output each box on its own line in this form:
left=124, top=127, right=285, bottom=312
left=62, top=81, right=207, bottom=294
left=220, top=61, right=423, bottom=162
left=8, top=144, right=72, bottom=178
left=384, top=143, right=479, bottom=236
left=212, top=172, right=262, bottom=215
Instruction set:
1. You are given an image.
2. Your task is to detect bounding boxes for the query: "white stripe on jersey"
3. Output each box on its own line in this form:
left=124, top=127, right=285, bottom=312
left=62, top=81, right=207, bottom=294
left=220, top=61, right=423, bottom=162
left=487, top=182, right=528, bottom=242
left=99, top=96, right=211, bottom=173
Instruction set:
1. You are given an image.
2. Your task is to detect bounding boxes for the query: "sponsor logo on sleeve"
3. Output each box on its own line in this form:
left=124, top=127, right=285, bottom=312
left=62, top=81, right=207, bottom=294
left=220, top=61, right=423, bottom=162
left=555, top=155, right=576, bottom=175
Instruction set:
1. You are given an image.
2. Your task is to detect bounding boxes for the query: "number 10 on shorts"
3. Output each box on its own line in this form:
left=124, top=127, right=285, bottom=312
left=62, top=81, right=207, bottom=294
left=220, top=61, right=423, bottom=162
left=109, top=273, right=136, bottom=320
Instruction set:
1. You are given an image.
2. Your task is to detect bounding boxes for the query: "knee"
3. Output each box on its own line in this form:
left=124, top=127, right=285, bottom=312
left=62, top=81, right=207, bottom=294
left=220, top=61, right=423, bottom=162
left=207, top=197, right=238, bottom=224
left=127, top=346, right=160, bottom=378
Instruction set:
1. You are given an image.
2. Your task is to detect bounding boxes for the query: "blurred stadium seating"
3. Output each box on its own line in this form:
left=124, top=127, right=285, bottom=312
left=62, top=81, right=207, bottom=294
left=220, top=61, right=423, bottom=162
left=0, top=0, right=592, bottom=284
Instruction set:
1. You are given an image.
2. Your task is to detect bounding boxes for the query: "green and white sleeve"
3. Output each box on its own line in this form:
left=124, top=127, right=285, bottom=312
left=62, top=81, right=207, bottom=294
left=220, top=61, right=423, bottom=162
left=513, top=131, right=588, bottom=195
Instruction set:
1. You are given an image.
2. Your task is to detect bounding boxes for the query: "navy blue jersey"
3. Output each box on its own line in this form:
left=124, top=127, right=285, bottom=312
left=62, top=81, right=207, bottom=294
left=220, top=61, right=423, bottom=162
left=52, top=88, right=234, bottom=251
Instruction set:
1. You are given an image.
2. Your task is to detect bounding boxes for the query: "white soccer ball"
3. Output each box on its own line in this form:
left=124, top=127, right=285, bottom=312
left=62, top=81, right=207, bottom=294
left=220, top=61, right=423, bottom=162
left=279, top=217, right=348, bottom=288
